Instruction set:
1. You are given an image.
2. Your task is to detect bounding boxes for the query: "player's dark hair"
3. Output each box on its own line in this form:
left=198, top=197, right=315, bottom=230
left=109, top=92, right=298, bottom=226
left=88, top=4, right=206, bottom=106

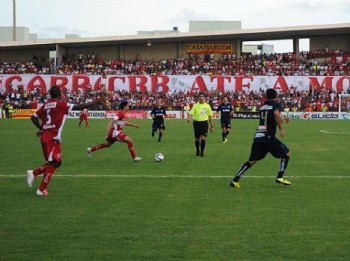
left=198, top=92, right=206, bottom=97
left=266, top=88, right=277, bottom=100
left=119, top=101, right=129, bottom=110
left=49, top=85, right=61, bottom=98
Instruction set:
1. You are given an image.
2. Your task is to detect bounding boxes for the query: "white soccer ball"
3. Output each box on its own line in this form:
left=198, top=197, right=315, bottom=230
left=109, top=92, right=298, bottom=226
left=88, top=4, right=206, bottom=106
left=154, top=153, right=165, bottom=162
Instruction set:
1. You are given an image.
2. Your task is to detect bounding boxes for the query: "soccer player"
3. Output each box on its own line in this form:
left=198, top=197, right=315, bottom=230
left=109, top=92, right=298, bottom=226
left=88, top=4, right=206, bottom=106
left=26, top=85, right=99, bottom=196
left=216, top=96, right=234, bottom=143
left=187, top=92, right=214, bottom=157
left=86, top=101, right=142, bottom=162
left=150, top=100, right=166, bottom=142
left=229, top=88, right=292, bottom=188
left=79, top=108, right=89, bottom=128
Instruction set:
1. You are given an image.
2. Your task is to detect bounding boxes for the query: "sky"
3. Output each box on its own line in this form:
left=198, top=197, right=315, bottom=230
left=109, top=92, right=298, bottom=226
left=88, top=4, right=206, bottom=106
left=0, top=0, right=349, bottom=52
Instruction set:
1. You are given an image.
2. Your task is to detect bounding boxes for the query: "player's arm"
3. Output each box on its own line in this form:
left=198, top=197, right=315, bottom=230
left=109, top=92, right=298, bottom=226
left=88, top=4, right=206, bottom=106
left=125, top=121, right=140, bottom=128
left=208, top=105, right=214, bottom=132
left=209, top=115, right=214, bottom=132
left=274, top=109, right=285, bottom=137
left=72, top=97, right=105, bottom=111
left=187, top=106, right=194, bottom=122
left=31, top=114, right=42, bottom=130
left=107, top=118, right=114, bottom=131
left=31, top=114, right=43, bottom=137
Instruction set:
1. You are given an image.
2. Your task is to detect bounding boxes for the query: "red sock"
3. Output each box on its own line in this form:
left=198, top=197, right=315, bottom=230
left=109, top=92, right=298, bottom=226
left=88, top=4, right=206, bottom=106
left=86, top=120, right=88, bottom=127
left=39, top=164, right=56, bottom=192
left=127, top=141, right=136, bottom=159
left=33, top=164, right=47, bottom=177
left=91, top=143, right=108, bottom=152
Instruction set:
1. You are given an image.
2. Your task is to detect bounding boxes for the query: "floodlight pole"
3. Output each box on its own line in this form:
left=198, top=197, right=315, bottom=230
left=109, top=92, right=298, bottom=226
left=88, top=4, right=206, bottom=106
left=13, top=0, right=16, bottom=41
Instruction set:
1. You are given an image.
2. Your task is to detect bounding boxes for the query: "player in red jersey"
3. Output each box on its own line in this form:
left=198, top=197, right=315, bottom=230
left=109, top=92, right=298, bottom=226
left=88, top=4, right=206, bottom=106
left=79, top=108, right=89, bottom=128
left=26, top=85, right=99, bottom=196
left=86, top=101, right=142, bottom=162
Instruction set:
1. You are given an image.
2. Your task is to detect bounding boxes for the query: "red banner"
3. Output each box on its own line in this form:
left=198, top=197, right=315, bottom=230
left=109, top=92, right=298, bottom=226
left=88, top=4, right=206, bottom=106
left=1, top=74, right=350, bottom=94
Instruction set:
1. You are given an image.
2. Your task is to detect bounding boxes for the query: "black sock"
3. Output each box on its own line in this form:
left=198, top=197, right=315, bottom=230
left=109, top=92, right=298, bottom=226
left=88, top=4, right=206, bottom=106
left=226, top=130, right=230, bottom=137
left=233, top=162, right=252, bottom=182
left=277, top=156, right=289, bottom=179
left=200, top=140, right=206, bottom=155
left=222, top=132, right=225, bottom=141
left=195, top=140, right=200, bottom=152
left=158, top=133, right=162, bottom=141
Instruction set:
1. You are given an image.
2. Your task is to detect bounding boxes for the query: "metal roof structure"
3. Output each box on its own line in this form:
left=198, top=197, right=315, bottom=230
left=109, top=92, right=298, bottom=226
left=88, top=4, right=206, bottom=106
left=1, top=23, right=349, bottom=50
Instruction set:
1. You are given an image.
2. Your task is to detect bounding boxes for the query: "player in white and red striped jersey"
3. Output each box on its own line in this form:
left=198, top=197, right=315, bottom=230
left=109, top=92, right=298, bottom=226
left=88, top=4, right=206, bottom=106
left=26, top=85, right=99, bottom=196
left=87, top=101, right=142, bottom=162
left=79, top=108, right=89, bottom=128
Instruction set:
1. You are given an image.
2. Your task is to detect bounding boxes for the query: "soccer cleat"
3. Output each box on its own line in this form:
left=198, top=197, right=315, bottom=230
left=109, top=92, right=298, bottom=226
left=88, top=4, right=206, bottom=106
left=276, top=178, right=292, bottom=185
left=222, top=138, right=228, bottom=144
left=36, top=189, right=49, bottom=196
left=26, top=170, right=34, bottom=187
left=133, top=157, right=142, bottom=162
left=230, top=180, right=240, bottom=188
left=87, top=147, right=92, bottom=158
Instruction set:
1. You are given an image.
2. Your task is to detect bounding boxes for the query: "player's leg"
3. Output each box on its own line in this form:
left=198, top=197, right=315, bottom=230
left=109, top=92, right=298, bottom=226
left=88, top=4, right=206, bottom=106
left=199, top=121, right=209, bottom=157
left=221, top=126, right=226, bottom=142
left=193, top=122, right=200, bottom=156
left=226, top=121, right=231, bottom=139
left=158, top=124, right=165, bottom=142
left=85, top=118, right=88, bottom=128
left=36, top=141, right=62, bottom=196
left=87, top=140, right=112, bottom=157
left=270, top=139, right=292, bottom=185
left=123, top=135, right=141, bottom=161
left=151, top=122, right=156, bottom=137
left=230, top=142, right=266, bottom=188
left=87, top=129, right=115, bottom=157
left=27, top=142, right=51, bottom=187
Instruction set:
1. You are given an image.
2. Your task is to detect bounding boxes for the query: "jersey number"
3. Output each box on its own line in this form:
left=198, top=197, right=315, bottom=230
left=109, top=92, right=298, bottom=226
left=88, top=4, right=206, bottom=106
left=260, top=110, right=268, bottom=125
left=45, top=109, right=52, bottom=125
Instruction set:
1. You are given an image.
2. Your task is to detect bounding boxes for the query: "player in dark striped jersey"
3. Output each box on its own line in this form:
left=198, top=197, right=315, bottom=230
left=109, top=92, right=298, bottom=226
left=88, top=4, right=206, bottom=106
left=216, top=96, right=234, bottom=143
left=150, top=100, right=167, bottom=142
left=229, top=88, right=292, bottom=188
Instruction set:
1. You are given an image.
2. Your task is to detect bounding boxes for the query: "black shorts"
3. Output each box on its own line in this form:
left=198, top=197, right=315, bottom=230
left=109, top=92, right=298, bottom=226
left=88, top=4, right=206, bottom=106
left=248, top=138, right=289, bottom=161
left=152, top=120, right=165, bottom=131
left=193, top=121, right=209, bottom=139
left=220, top=119, right=231, bottom=129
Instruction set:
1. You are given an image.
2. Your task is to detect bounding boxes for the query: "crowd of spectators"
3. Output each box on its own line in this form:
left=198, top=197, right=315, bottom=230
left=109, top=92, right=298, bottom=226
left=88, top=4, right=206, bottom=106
left=1, top=49, right=350, bottom=113
left=1, top=49, right=349, bottom=76
left=2, top=84, right=350, bottom=113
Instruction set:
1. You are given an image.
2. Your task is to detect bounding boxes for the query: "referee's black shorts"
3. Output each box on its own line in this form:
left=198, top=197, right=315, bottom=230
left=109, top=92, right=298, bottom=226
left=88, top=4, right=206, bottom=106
left=193, top=120, right=209, bottom=139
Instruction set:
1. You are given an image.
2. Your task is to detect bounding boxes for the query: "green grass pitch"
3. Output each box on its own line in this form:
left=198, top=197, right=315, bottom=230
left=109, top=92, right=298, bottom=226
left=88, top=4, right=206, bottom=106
left=1, top=118, right=350, bottom=260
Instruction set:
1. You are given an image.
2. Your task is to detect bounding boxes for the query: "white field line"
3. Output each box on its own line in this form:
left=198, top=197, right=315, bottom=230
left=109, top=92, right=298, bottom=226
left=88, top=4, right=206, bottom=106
left=1, top=174, right=350, bottom=178
left=320, top=129, right=350, bottom=135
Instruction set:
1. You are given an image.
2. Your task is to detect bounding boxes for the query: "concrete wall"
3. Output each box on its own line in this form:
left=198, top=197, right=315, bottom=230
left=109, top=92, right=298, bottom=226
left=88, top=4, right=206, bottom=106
left=0, top=48, right=52, bottom=61
left=310, top=34, right=350, bottom=51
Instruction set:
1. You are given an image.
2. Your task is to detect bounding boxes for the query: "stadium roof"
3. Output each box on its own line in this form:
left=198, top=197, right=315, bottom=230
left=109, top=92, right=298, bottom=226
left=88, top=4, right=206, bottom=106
left=1, top=23, right=350, bottom=50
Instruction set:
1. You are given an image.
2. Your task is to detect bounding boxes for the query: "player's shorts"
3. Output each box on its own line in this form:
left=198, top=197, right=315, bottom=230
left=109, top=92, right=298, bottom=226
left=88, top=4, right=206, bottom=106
left=80, top=115, right=88, bottom=121
left=193, top=121, right=209, bottom=139
left=248, top=138, right=289, bottom=161
left=41, top=139, right=62, bottom=162
left=152, top=120, right=165, bottom=131
left=106, top=128, right=127, bottom=144
left=220, top=119, right=231, bottom=129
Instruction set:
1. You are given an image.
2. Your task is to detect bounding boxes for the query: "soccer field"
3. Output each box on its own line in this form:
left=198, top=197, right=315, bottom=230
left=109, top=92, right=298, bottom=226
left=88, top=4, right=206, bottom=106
left=1, top=118, right=350, bottom=260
